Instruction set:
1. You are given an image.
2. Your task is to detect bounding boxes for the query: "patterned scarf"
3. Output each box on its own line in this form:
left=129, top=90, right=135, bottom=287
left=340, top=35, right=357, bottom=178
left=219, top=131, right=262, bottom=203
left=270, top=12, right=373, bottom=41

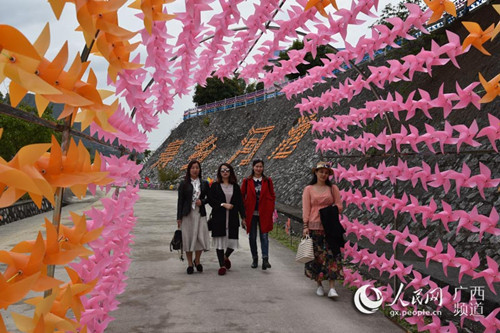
left=191, top=178, right=201, bottom=210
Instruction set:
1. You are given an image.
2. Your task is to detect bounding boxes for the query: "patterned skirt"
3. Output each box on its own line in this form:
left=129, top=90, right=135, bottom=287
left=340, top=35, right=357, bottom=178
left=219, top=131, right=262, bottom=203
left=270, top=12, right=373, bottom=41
left=304, top=230, right=344, bottom=282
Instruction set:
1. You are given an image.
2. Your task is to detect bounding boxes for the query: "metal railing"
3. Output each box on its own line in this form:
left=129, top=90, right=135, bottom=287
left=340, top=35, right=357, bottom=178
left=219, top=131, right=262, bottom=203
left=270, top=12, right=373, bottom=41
left=183, top=79, right=293, bottom=120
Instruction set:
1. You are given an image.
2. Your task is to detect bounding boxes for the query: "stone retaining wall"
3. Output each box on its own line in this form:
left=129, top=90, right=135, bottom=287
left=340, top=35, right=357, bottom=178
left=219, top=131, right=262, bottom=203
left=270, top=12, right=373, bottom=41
left=142, top=5, right=500, bottom=331
left=0, top=199, right=53, bottom=225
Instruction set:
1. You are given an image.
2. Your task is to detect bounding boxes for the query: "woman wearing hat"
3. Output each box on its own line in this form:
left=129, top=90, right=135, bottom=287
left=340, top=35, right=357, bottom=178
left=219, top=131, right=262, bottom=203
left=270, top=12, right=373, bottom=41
left=302, top=161, right=343, bottom=298
left=241, top=158, right=276, bottom=270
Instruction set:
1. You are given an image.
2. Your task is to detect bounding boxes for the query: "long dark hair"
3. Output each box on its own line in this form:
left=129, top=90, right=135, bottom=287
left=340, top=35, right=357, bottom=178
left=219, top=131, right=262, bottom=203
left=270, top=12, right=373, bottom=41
left=308, top=172, right=332, bottom=186
left=248, top=158, right=268, bottom=180
left=217, top=163, right=237, bottom=184
left=184, top=160, right=202, bottom=185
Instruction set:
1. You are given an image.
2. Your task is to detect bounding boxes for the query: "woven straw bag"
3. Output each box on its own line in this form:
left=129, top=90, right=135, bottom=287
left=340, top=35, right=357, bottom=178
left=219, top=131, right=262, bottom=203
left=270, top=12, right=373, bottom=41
left=295, top=235, right=314, bottom=263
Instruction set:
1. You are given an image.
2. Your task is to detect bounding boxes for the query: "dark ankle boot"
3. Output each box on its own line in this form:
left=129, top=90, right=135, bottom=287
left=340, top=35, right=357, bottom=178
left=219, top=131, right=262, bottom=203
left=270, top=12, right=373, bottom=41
left=262, top=257, right=271, bottom=270
left=251, top=257, right=258, bottom=269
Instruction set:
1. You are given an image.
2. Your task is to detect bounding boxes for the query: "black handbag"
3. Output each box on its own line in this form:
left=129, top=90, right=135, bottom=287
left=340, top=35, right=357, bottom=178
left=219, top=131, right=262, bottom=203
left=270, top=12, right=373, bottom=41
left=207, top=212, right=214, bottom=231
left=170, top=229, right=184, bottom=261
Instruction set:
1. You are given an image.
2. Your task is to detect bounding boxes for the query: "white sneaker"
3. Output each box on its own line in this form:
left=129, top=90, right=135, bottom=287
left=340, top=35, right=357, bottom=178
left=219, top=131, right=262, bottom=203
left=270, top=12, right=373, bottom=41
left=328, top=288, right=339, bottom=298
left=316, top=286, right=325, bottom=296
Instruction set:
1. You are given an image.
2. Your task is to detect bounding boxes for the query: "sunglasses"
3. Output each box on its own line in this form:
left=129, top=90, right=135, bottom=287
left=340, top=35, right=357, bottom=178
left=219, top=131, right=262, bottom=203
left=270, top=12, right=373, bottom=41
left=220, top=168, right=230, bottom=173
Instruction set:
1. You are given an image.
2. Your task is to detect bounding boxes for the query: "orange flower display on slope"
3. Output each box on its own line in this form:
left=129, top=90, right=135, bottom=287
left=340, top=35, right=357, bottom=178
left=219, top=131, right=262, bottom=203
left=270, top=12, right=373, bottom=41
left=479, top=72, right=500, bottom=103
left=304, top=0, right=339, bottom=16
left=423, top=0, right=456, bottom=24
left=0, top=233, right=62, bottom=293
left=462, top=21, right=495, bottom=55
left=129, top=0, right=176, bottom=34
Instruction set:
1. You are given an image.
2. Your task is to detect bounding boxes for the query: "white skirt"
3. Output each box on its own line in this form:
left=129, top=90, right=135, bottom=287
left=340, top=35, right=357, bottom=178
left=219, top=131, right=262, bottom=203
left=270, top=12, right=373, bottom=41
left=212, top=234, right=239, bottom=250
left=181, top=206, right=210, bottom=252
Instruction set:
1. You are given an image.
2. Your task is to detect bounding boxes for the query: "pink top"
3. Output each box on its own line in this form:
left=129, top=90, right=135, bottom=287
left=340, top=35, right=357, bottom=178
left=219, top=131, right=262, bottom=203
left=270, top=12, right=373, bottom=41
left=302, top=185, right=341, bottom=230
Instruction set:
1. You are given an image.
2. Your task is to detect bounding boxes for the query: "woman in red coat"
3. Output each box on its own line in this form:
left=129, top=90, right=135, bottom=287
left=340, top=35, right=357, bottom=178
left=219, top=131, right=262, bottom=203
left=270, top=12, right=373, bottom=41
left=241, top=159, right=276, bottom=269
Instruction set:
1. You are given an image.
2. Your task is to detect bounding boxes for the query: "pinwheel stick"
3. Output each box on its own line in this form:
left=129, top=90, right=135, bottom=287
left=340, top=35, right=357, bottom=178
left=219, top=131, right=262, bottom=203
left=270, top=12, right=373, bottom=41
left=45, top=31, right=101, bottom=296
left=6, top=271, right=22, bottom=283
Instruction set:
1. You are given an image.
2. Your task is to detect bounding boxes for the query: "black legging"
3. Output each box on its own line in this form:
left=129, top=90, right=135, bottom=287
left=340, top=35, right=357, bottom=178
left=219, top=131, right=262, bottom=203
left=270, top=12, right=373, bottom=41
left=216, top=248, right=234, bottom=267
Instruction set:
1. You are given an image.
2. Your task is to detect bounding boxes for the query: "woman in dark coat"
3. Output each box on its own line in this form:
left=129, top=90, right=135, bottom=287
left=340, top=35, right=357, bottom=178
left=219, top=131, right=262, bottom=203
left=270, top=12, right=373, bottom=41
left=241, top=158, right=276, bottom=270
left=208, top=163, right=246, bottom=276
left=177, top=160, right=210, bottom=275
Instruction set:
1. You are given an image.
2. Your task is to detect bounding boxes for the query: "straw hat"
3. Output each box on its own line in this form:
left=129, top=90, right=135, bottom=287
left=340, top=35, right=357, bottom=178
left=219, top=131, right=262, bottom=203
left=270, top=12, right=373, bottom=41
left=312, top=161, right=333, bottom=175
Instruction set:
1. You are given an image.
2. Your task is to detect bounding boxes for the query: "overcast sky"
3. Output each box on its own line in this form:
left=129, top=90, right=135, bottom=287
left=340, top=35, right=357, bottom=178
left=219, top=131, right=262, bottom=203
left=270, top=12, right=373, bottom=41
left=1, top=0, right=395, bottom=150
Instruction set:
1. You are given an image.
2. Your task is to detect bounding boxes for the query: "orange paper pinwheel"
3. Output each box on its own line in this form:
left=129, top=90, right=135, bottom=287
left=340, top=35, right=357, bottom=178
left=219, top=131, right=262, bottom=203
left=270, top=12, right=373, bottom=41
left=0, top=232, right=62, bottom=292
left=63, top=0, right=142, bottom=81
left=0, top=271, right=40, bottom=310
left=0, top=142, right=54, bottom=208
left=94, top=32, right=142, bottom=81
left=479, top=72, right=500, bottom=103
left=0, top=313, right=9, bottom=333
left=59, top=267, right=97, bottom=320
left=12, top=219, right=92, bottom=266
left=423, top=0, right=456, bottom=24
left=70, top=68, right=119, bottom=131
left=30, top=26, right=117, bottom=130
left=0, top=25, right=61, bottom=106
left=304, top=0, right=339, bottom=16
left=35, top=136, right=112, bottom=198
left=75, top=0, right=133, bottom=46
left=129, top=0, right=176, bottom=34
left=24, top=286, right=78, bottom=324
left=492, top=5, right=500, bottom=40
left=60, top=212, right=103, bottom=252
left=11, top=291, right=77, bottom=333
left=462, top=21, right=495, bottom=55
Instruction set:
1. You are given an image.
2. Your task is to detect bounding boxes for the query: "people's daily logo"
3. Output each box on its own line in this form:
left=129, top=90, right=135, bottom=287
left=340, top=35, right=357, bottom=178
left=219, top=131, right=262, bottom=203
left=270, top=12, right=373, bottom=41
left=354, top=285, right=384, bottom=314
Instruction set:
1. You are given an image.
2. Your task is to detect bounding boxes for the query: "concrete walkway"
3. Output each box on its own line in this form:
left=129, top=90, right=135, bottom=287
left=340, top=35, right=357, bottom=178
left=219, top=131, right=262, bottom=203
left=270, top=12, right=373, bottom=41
left=1, top=189, right=403, bottom=333
left=106, top=190, right=403, bottom=333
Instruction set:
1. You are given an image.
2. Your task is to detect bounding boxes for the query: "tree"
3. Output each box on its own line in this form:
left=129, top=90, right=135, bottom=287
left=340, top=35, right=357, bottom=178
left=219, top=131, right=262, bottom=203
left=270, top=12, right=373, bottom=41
left=193, top=76, right=246, bottom=106
left=245, top=82, right=257, bottom=93
left=274, top=40, right=334, bottom=81
left=370, top=0, right=425, bottom=29
left=0, top=93, right=62, bottom=160
left=369, top=0, right=446, bottom=60
left=136, top=149, right=152, bottom=164
left=157, top=167, right=181, bottom=189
